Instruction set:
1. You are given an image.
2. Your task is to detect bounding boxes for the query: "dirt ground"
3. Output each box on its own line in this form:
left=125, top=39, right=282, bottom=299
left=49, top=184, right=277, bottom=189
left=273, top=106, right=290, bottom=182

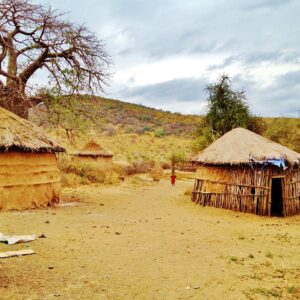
left=0, top=177, right=299, bottom=300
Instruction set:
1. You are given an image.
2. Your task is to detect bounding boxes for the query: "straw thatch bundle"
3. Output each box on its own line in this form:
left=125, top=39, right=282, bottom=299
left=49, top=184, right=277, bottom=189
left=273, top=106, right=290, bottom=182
left=74, top=141, right=113, bottom=158
left=0, top=107, right=64, bottom=153
left=192, top=128, right=300, bottom=166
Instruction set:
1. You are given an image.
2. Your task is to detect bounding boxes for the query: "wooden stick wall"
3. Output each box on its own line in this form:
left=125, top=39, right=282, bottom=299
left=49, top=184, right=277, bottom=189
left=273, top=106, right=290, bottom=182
left=192, top=165, right=300, bottom=216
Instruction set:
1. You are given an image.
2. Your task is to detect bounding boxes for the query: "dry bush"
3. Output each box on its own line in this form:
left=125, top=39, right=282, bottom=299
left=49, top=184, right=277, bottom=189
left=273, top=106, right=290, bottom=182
left=150, top=164, right=164, bottom=180
left=106, top=127, right=116, bottom=136
left=61, top=173, right=89, bottom=187
left=58, top=156, right=120, bottom=185
left=161, top=162, right=171, bottom=169
left=122, top=160, right=154, bottom=176
left=135, top=127, right=145, bottom=134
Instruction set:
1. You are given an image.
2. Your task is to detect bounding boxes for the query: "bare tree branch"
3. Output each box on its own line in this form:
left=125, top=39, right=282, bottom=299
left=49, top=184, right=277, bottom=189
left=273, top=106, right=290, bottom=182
left=0, top=0, right=111, bottom=118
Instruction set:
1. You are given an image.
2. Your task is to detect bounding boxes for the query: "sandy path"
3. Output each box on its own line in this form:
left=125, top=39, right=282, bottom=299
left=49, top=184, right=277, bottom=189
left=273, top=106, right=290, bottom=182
left=0, top=178, right=299, bottom=299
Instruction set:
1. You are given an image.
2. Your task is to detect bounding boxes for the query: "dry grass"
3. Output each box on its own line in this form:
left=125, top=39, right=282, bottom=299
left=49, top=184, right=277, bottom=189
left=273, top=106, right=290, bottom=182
left=58, top=156, right=121, bottom=186
left=55, top=131, right=193, bottom=165
left=58, top=155, right=160, bottom=186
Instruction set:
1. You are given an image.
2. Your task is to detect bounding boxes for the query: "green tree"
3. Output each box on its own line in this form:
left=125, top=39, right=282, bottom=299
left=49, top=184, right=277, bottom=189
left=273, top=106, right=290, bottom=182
left=169, top=150, right=186, bottom=171
left=206, top=74, right=251, bottom=136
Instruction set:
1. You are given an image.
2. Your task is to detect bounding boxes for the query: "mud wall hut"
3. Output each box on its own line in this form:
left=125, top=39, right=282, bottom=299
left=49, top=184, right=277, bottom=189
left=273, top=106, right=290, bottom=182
left=0, top=107, right=65, bottom=210
left=73, top=141, right=113, bottom=165
left=191, top=128, right=300, bottom=217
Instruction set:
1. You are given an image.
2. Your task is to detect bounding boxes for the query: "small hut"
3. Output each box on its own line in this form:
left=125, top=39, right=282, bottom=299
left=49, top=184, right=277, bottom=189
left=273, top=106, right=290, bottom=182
left=0, top=107, right=65, bottom=210
left=191, top=128, right=300, bottom=216
left=73, top=141, right=113, bottom=165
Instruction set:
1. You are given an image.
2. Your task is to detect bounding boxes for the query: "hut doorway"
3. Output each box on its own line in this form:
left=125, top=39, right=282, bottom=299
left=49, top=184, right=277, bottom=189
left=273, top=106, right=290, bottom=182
left=271, top=178, right=283, bottom=216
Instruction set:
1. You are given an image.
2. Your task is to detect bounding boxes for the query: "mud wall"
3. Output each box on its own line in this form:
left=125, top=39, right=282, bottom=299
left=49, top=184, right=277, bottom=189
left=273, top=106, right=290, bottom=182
left=0, top=152, right=61, bottom=210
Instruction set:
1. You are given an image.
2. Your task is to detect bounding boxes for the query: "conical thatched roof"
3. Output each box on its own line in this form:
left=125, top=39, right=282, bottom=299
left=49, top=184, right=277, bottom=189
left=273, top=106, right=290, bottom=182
left=0, top=107, right=65, bottom=153
left=192, top=128, right=300, bottom=166
left=75, top=141, right=113, bottom=157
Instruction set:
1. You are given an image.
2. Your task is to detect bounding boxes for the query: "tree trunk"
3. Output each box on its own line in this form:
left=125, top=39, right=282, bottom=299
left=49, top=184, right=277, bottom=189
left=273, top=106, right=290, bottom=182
left=0, top=34, right=29, bottom=119
left=0, top=85, right=29, bottom=119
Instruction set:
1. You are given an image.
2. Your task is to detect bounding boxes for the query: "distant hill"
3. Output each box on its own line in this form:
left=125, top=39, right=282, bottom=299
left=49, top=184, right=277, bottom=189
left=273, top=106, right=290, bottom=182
left=30, top=96, right=300, bottom=160
left=30, top=95, right=202, bottom=137
left=87, top=96, right=202, bottom=136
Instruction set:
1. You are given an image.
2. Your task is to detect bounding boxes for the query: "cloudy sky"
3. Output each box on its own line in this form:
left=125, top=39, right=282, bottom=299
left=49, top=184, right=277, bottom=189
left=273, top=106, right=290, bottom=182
left=38, top=0, right=300, bottom=116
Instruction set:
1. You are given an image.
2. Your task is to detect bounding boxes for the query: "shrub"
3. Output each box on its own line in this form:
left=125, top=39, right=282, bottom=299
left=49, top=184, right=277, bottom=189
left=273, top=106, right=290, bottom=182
left=154, top=128, right=165, bottom=138
left=140, top=114, right=153, bottom=122
left=265, top=251, right=273, bottom=258
left=143, top=126, right=152, bottom=132
left=135, top=127, right=145, bottom=134
left=58, top=156, right=120, bottom=185
left=106, top=127, right=116, bottom=136
left=150, top=164, right=164, bottom=180
left=161, top=162, right=171, bottom=169
left=227, top=255, right=244, bottom=264
left=122, top=160, right=154, bottom=176
left=248, top=117, right=267, bottom=135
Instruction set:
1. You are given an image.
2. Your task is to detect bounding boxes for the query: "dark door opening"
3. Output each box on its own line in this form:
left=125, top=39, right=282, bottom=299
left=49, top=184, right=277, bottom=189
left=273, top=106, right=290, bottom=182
left=271, top=178, right=283, bottom=217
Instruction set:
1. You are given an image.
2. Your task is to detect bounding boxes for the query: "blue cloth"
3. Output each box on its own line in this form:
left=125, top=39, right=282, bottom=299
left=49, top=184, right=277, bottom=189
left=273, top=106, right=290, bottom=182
left=266, top=159, right=286, bottom=168
left=249, top=156, right=287, bottom=169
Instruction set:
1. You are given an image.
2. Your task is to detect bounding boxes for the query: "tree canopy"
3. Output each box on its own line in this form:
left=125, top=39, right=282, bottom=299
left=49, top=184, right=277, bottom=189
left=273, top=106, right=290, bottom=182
left=193, top=74, right=258, bottom=152
left=0, top=0, right=110, bottom=118
left=206, top=74, right=251, bottom=136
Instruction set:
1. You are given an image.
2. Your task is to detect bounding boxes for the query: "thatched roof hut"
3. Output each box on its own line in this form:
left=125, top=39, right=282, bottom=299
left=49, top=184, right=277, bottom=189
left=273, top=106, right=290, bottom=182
left=0, top=107, right=65, bottom=153
left=0, top=107, right=65, bottom=210
left=73, top=141, right=113, bottom=164
left=192, top=128, right=300, bottom=216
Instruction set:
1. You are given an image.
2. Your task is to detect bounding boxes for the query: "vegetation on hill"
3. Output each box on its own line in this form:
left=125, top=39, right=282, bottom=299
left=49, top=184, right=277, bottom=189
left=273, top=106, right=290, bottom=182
left=29, top=95, right=299, bottom=187
left=85, top=96, right=201, bottom=137
left=31, top=95, right=201, bottom=138
left=31, top=95, right=299, bottom=166
left=264, top=118, right=300, bottom=153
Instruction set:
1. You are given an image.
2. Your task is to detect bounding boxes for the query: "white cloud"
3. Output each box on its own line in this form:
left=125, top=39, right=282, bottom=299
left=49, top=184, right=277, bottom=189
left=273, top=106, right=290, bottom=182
left=35, top=0, right=300, bottom=116
left=115, top=54, right=225, bottom=86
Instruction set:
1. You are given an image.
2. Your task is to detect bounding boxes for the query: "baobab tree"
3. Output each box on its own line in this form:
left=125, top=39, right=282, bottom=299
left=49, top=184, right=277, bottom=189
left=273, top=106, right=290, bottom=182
left=0, top=0, right=110, bottom=118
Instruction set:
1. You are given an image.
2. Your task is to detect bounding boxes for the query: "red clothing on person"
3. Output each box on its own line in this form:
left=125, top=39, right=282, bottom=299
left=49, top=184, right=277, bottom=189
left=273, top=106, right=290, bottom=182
left=171, top=174, right=176, bottom=185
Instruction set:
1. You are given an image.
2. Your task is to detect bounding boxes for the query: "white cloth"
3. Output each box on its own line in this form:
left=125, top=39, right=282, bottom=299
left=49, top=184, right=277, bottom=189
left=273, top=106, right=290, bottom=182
left=0, top=232, right=36, bottom=245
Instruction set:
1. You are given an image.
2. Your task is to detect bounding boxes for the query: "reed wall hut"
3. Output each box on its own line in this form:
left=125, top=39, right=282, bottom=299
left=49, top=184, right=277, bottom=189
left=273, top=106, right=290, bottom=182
left=0, top=107, right=65, bottom=211
left=191, top=128, right=300, bottom=217
left=73, top=141, right=113, bottom=165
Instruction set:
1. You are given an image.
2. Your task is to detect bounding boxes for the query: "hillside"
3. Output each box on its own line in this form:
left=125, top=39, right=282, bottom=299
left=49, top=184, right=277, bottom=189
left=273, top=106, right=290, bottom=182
left=84, top=96, right=202, bottom=136
left=30, top=96, right=300, bottom=164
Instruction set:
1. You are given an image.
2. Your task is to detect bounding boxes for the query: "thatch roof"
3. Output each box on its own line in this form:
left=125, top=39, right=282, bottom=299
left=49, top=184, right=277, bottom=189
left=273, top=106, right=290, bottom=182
left=74, top=141, right=113, bottom=157
left=192, top=127, right=300, bottom=166
left=0, top=107, right=65, bottom=153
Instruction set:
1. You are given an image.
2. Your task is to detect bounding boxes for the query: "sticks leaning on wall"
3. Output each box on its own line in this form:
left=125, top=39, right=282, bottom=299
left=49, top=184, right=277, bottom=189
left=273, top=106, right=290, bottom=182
left=192, top=165, right=300, bottom=216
